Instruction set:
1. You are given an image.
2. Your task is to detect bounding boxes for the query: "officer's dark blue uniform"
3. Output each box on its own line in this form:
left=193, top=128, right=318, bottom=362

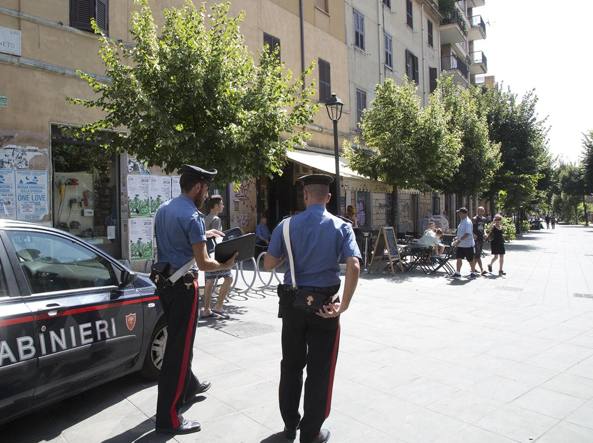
left=268, top=174, right=361, bottom=443
left=153, top=165, right=215, bottom=434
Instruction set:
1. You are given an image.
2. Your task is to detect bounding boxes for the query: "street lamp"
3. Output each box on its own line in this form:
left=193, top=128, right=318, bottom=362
left=325, top=93, right=344, bottom=215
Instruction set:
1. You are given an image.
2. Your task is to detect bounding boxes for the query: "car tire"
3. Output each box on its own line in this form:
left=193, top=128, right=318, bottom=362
left=141, top=317, right=167, bottom=380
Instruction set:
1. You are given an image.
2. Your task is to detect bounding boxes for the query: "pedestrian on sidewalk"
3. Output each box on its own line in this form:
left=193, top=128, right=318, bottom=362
left=487, top=214, right=506, bottom=276
left=202, top=195, right=233, bottom=319
left=472, top=206, right=488, bottom=275
left=545, top=214, right=550, bottom=229
left=451, top=207, right=478, bottom=279
left=551, top=215, right=557, bottom=229
left=152, top=165, right=236, bottom=435
left=264, top=174, right=361, bottom=443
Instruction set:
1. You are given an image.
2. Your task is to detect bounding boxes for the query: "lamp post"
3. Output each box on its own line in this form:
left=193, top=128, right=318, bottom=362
left=325, top=93, right=344, bottom=215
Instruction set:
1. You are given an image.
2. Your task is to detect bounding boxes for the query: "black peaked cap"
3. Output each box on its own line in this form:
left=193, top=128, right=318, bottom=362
left=297, top=174, right=334, bottom=186
left=181, top=164, right=217, bottom=182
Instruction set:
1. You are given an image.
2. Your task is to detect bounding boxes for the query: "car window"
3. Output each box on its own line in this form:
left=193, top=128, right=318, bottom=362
left=6, top=231, right=116, bottom=294
left=0, top=262, right=8, bottom=297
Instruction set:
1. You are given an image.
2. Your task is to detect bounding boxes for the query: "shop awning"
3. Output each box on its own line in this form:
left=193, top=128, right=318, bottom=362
left=286, top=149, right=366, bottom=180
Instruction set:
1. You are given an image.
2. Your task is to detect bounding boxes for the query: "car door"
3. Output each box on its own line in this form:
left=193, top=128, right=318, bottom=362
left=1, top=228, right=144, bottom=404
left=0, top=237, right=36, bottom=424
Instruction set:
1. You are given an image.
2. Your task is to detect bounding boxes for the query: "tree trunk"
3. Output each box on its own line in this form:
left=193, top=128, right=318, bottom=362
left=583, top=194, right=589, bottom=226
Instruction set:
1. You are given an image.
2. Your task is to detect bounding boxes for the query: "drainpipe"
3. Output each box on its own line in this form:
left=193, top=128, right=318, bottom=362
left=377, top=0, right=383, bottom=84
left=299, top=0, right=305, bottom=89
left=421, top=3, right=427, bottom=105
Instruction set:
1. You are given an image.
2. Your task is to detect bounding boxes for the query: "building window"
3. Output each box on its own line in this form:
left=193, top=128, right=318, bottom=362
left=356, top=89, right=367, bottom=124
left=70, top=0, right=109, bottom=34
left=429, top=67, right=438, bottom=93
left=383, top=0, right=391, bottom=8
left=406, top=0, right=413, bottom=29
left=384, top=32, right=393, bottom=69
left=427, top=19, right=434, bottom=47
left=353, top=9, right=365, bottom=50
left=263, top=33, right=281, bottom=60
left=315, top=0, right=329, bottom=13
left=318, top=58, right=331, bottom=102
left=405, top=50, right=419, bottom=84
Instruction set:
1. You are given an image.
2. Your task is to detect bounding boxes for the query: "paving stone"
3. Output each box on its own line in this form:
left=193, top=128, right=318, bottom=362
left=537, top=421, right=593, bottom=443
left=476, top=404, right=559, bottom=442
left=565, top=399, right=593, bottom=430
left=511, top=387, right=585, bottom=419
left=540, top=373, right=593, bottom=401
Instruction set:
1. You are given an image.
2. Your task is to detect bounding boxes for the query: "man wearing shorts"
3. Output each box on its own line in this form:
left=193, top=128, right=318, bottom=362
left=451, top=207, right=478, bottom=279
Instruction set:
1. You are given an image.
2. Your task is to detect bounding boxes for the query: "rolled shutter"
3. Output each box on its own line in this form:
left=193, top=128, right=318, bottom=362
left=70, top=0, right=94, bottom=32
left=96, top=0, right=109, bottom=34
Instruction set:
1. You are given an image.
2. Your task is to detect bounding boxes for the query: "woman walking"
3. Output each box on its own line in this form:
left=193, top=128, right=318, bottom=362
left=487, top=214, right=506, bottom=276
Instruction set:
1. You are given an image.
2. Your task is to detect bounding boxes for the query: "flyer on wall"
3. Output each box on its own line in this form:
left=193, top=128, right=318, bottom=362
left=15, top=170, right=49, bottom=222
left=171, top=176, right=180, bottom=198
left=129, top=217, right=154, bottom=260
left=0, top=169, right=16, bottom=219
left=149, top=176, right=172, bottom=214
left=127, top=175, right=150, bottom=218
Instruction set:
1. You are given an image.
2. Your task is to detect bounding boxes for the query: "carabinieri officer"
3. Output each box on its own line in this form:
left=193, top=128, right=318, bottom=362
left=264, top=174, right=361, bottom=443
left=153, top=165, right=236, bottom=435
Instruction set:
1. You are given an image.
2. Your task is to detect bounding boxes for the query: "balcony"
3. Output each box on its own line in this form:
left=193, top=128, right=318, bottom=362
left=469, top=15, right=487, bottom=40
left=440, top=8, right=468, bottom=44
left=442, top=54, right=469, bottom=85
left=470, top=51, right=487, bottom=74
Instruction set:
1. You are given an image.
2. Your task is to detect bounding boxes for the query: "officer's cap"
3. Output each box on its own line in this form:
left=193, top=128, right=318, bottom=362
left=297, top=174, right=334, bottom=186
left=181, top=164, right=217, bottom=183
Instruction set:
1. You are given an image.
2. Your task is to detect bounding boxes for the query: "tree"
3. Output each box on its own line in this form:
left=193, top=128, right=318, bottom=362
left=345, top=78, right=462, bottom=223
left=430, top=76, right=501, bottom=197
left=69, top=0, right=317, bottom=183
left=558, top=162, right=586, bottom=224
left=476, top=85, right=550, bottom=216
left=583, top=131, right=593, bottom=194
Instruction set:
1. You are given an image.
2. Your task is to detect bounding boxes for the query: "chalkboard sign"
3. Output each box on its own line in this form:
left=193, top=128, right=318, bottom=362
left=369, top=226, right=404, bottom=273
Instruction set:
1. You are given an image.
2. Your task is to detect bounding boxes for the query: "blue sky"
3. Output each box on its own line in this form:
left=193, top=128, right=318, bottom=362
left=475, top=0, right=593, bottom=163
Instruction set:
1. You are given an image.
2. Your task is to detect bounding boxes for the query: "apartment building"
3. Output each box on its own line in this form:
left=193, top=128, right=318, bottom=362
left=0, top=0, right=352, bottom=267
left=440, top=0, right=488, bottom=87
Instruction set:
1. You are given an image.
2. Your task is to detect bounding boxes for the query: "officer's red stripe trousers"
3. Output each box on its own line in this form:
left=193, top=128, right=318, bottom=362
left=324, top=324, right=341, bottom=418
left=169, top=280, right=198, bottom=429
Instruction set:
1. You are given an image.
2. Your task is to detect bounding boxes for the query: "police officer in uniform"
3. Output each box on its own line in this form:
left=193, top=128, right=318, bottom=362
left=153, top=165, right=236, bottom=434
left=264, top=174, right=361, bottom=443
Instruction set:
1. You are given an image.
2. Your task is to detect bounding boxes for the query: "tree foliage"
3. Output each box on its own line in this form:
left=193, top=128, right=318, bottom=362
left=582, top=130, right=593, bottom=193
left=345, top=78, right=462, bottom=191
left=431, top=76, right=501, bottom=195
left=475, top=85, right=550, bottom=213
left=69, top=0, right=317, bottom=183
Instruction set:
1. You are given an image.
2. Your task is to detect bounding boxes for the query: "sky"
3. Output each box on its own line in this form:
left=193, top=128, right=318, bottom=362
left=475, top=0, right=593, bottom=163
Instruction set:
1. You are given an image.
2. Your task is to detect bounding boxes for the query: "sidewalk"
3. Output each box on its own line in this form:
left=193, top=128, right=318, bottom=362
left=3, top=225, right=593, bottom=442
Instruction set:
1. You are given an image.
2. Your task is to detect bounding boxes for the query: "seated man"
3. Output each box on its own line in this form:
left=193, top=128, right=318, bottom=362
left=417, top=227, right=445, bottom=255
left=255, top=214, right=271, bottom=249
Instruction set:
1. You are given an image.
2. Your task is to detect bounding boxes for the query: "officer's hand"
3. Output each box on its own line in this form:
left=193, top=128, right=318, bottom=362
left=206, top=229, right=225, bottom=239
left=222, top=252, right=238, bottom=269
left=316, top=302, right=345, bottom=318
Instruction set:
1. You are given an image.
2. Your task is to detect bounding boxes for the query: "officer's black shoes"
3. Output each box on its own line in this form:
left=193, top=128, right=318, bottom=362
left=283, top=425, right=297, bottom=440
left=197, top=380, right=212, bottom=394
left=156, top=418, right=201, bottom=435
left=301, top=429, right=330, bottom=443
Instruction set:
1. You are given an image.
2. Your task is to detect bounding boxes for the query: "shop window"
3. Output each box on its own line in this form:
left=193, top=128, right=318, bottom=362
left=51, top=125, right=121, bottom=258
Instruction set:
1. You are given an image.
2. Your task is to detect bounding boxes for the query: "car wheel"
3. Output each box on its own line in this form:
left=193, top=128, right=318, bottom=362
left=141, top=317, right=167, bottom=380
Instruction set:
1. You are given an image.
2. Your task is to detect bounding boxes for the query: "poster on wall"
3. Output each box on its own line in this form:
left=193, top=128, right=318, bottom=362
left=149, top=176, right=172, bottom=214
left=129, top=217, right=153, bottom=260
left=16, top=170, right=48, bottom=222
left=170, top=176, right=180, bottom=198
left=127, top=175, right=150, bottom=218
left=0, top=169, right=16, bottom=219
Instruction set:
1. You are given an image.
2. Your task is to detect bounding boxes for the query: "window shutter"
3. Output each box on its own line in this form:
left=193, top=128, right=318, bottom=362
left=96, top=0, right=109, bottom=34
left=70, top=0, right=94, bottom=32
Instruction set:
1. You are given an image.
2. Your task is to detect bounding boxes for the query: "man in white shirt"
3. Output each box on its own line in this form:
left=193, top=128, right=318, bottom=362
left=451, top=207, right=478, bottom=279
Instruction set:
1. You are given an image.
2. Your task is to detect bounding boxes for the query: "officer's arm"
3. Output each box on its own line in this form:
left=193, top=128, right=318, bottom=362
left=192, top=242, right=233, bottom=271
left=263, top=253, right=282, bottom=271
left=340, top=256, right=360, bottom=311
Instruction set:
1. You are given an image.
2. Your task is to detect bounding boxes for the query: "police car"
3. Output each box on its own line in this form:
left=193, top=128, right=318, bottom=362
left=0, top=220, right=167, bottom=425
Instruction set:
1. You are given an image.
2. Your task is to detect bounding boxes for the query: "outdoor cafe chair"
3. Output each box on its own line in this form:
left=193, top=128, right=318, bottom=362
left=430, top=244, right=457, bottom=276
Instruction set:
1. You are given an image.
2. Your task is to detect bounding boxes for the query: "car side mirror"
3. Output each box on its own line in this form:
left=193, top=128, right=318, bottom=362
left=119, top=269, right=136, bottom=288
